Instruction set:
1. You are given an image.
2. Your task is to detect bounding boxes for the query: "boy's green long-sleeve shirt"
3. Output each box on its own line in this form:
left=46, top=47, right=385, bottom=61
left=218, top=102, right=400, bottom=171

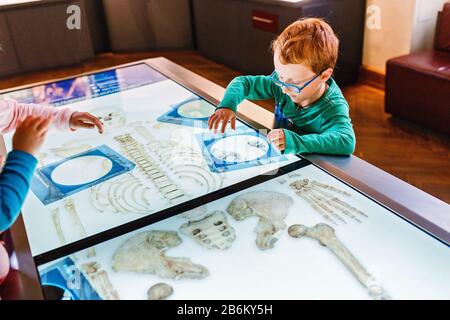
left=218, top=75, right=356, bottom=155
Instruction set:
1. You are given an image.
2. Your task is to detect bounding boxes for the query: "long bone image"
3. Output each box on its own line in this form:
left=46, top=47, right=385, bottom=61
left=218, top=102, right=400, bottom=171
left=112, top=230, right=209, bottom=280
left=64, top=199, right=96, bottom=258
left=289, top=179, right=368, bottom=225
left=226, top=191, right=294, bottom=250
left=51, top=207, right=66, bottom=245
left=288, top=223, right=390, bottom=300
left=81, top=262, right=120, bottom=300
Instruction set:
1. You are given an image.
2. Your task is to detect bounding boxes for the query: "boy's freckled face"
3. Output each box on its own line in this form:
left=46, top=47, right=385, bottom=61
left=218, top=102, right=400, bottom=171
left=273, top=48, right=322, bottom=105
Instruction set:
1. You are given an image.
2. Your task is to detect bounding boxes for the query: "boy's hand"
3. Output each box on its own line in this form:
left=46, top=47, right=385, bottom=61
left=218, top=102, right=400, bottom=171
left=268, top=129, right=286, bottom=152
left=70, top=112, right=104, bottom=134
left=208, top=108, right=236, bottom=134
left=13, top=115, right=53, bottom=157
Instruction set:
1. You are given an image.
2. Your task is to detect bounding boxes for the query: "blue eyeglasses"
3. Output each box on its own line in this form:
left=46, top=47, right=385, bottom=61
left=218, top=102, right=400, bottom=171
left=270, top=71, right=322, bottom=94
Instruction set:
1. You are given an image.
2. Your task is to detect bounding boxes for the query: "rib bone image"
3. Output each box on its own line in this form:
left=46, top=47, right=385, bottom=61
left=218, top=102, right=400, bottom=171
left=180, top=211, right=236, bottom=250
left=288, top=223, right=391, bottom=300
left=226, top=191, right=294, bottom=250
left=90, top=173, right=154, bottom=214
left=112, top=230, right=209, bottom=280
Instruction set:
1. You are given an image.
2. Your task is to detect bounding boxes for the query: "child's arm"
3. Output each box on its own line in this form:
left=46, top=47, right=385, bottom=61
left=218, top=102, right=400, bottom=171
left=0, top=99, right=73, bottom=133
left=0, top=150, right=37, bottom=232
left=269, top=107, right=356, bottom=156
left=0, top=116, right=51, bottom=232
left=283, top=119, right=356, bottom=155
left=218, top=75, right=279, bottom=112
left=209, top=75, right=279, bottom=132
left=0, top=100, right=104, bottom=134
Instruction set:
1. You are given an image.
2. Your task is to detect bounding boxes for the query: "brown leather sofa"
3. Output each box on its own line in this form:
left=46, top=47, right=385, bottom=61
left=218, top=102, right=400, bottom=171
left=385, top=3, right=450, bottom=136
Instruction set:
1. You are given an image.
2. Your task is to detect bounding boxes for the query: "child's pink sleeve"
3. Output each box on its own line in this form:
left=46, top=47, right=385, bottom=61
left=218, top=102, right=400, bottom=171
left=0, top=99, right=74, bottom=133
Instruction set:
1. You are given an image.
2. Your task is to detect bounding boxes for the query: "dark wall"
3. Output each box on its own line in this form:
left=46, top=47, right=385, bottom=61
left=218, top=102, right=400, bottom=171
left=83, top=0, right=110, bottom=53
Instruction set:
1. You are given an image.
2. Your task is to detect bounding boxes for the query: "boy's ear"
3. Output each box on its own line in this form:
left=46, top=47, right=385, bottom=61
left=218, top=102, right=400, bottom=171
left=320, top=68, right=334, bottom=82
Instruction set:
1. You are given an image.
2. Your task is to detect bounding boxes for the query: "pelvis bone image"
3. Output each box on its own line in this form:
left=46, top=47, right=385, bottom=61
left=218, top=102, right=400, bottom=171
left=227, top=191, right=294, bottom=250
left=180, top=210, right=236, bottom=250
left=112, top=230, right=209, bottom=280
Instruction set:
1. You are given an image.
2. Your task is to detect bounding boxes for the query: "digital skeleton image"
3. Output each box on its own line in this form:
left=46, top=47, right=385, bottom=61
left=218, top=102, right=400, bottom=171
left=112, top=230, right=209, bottom=280
left=289, top=179, right=368, bottom=225
left=90, top=173, right=154, bottom=215
left=81, top=262, right=120, bottom=300
left=227, top=191, right=294, bottom=250
left=180, top=210, right=236, bottom=250
left=288, top=223, right=391, bottom=300
left=147, top=283, right=173, bottom=300
left=114, top=134, right=188, bottom=203
left=50, top=198, right=95, bottom=259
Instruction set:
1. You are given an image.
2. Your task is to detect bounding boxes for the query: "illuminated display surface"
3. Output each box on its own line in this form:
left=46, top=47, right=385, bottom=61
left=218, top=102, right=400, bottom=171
left=1, top=64, right=299, bottom=257
left=37, top=164, right=450, bottom=300
left=2, top=63, right=448, bottom=300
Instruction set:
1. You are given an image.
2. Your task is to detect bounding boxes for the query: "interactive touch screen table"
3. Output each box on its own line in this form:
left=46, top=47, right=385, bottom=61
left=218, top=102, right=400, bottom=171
left=1, top=58, right=449, bottom=300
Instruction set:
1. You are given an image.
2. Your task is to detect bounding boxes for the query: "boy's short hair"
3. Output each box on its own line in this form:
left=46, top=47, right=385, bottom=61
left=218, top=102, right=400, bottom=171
left=272, top=18, right=339, bottom=73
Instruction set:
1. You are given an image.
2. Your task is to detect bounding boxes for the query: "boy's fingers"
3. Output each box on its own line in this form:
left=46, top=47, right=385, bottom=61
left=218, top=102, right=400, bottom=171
left=213, top=116, right=221, bottom=132
left=208, top=114, right=217, bottom=130
left=269, top=129, right=282, bottom=139
left=207, top=116, right=213, bottom=129
left=207, top=113, right=213, bottom=126
left=268, top=131, right=278, bottom=142
left=220, top=117, right=229, bottom=133
left=273, top=140, right=283, bottom=149
left=231, top=116, right=236, bottom=130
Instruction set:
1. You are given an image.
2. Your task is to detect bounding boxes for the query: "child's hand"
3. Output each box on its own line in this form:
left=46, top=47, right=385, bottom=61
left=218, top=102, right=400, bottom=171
left=268, top=129, right=286, bottom=152
left=208, top=108, right=236, bottom=133
left=69, top=112, right=104, bottom=134
left=13, top=115, right=53, bottom=157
